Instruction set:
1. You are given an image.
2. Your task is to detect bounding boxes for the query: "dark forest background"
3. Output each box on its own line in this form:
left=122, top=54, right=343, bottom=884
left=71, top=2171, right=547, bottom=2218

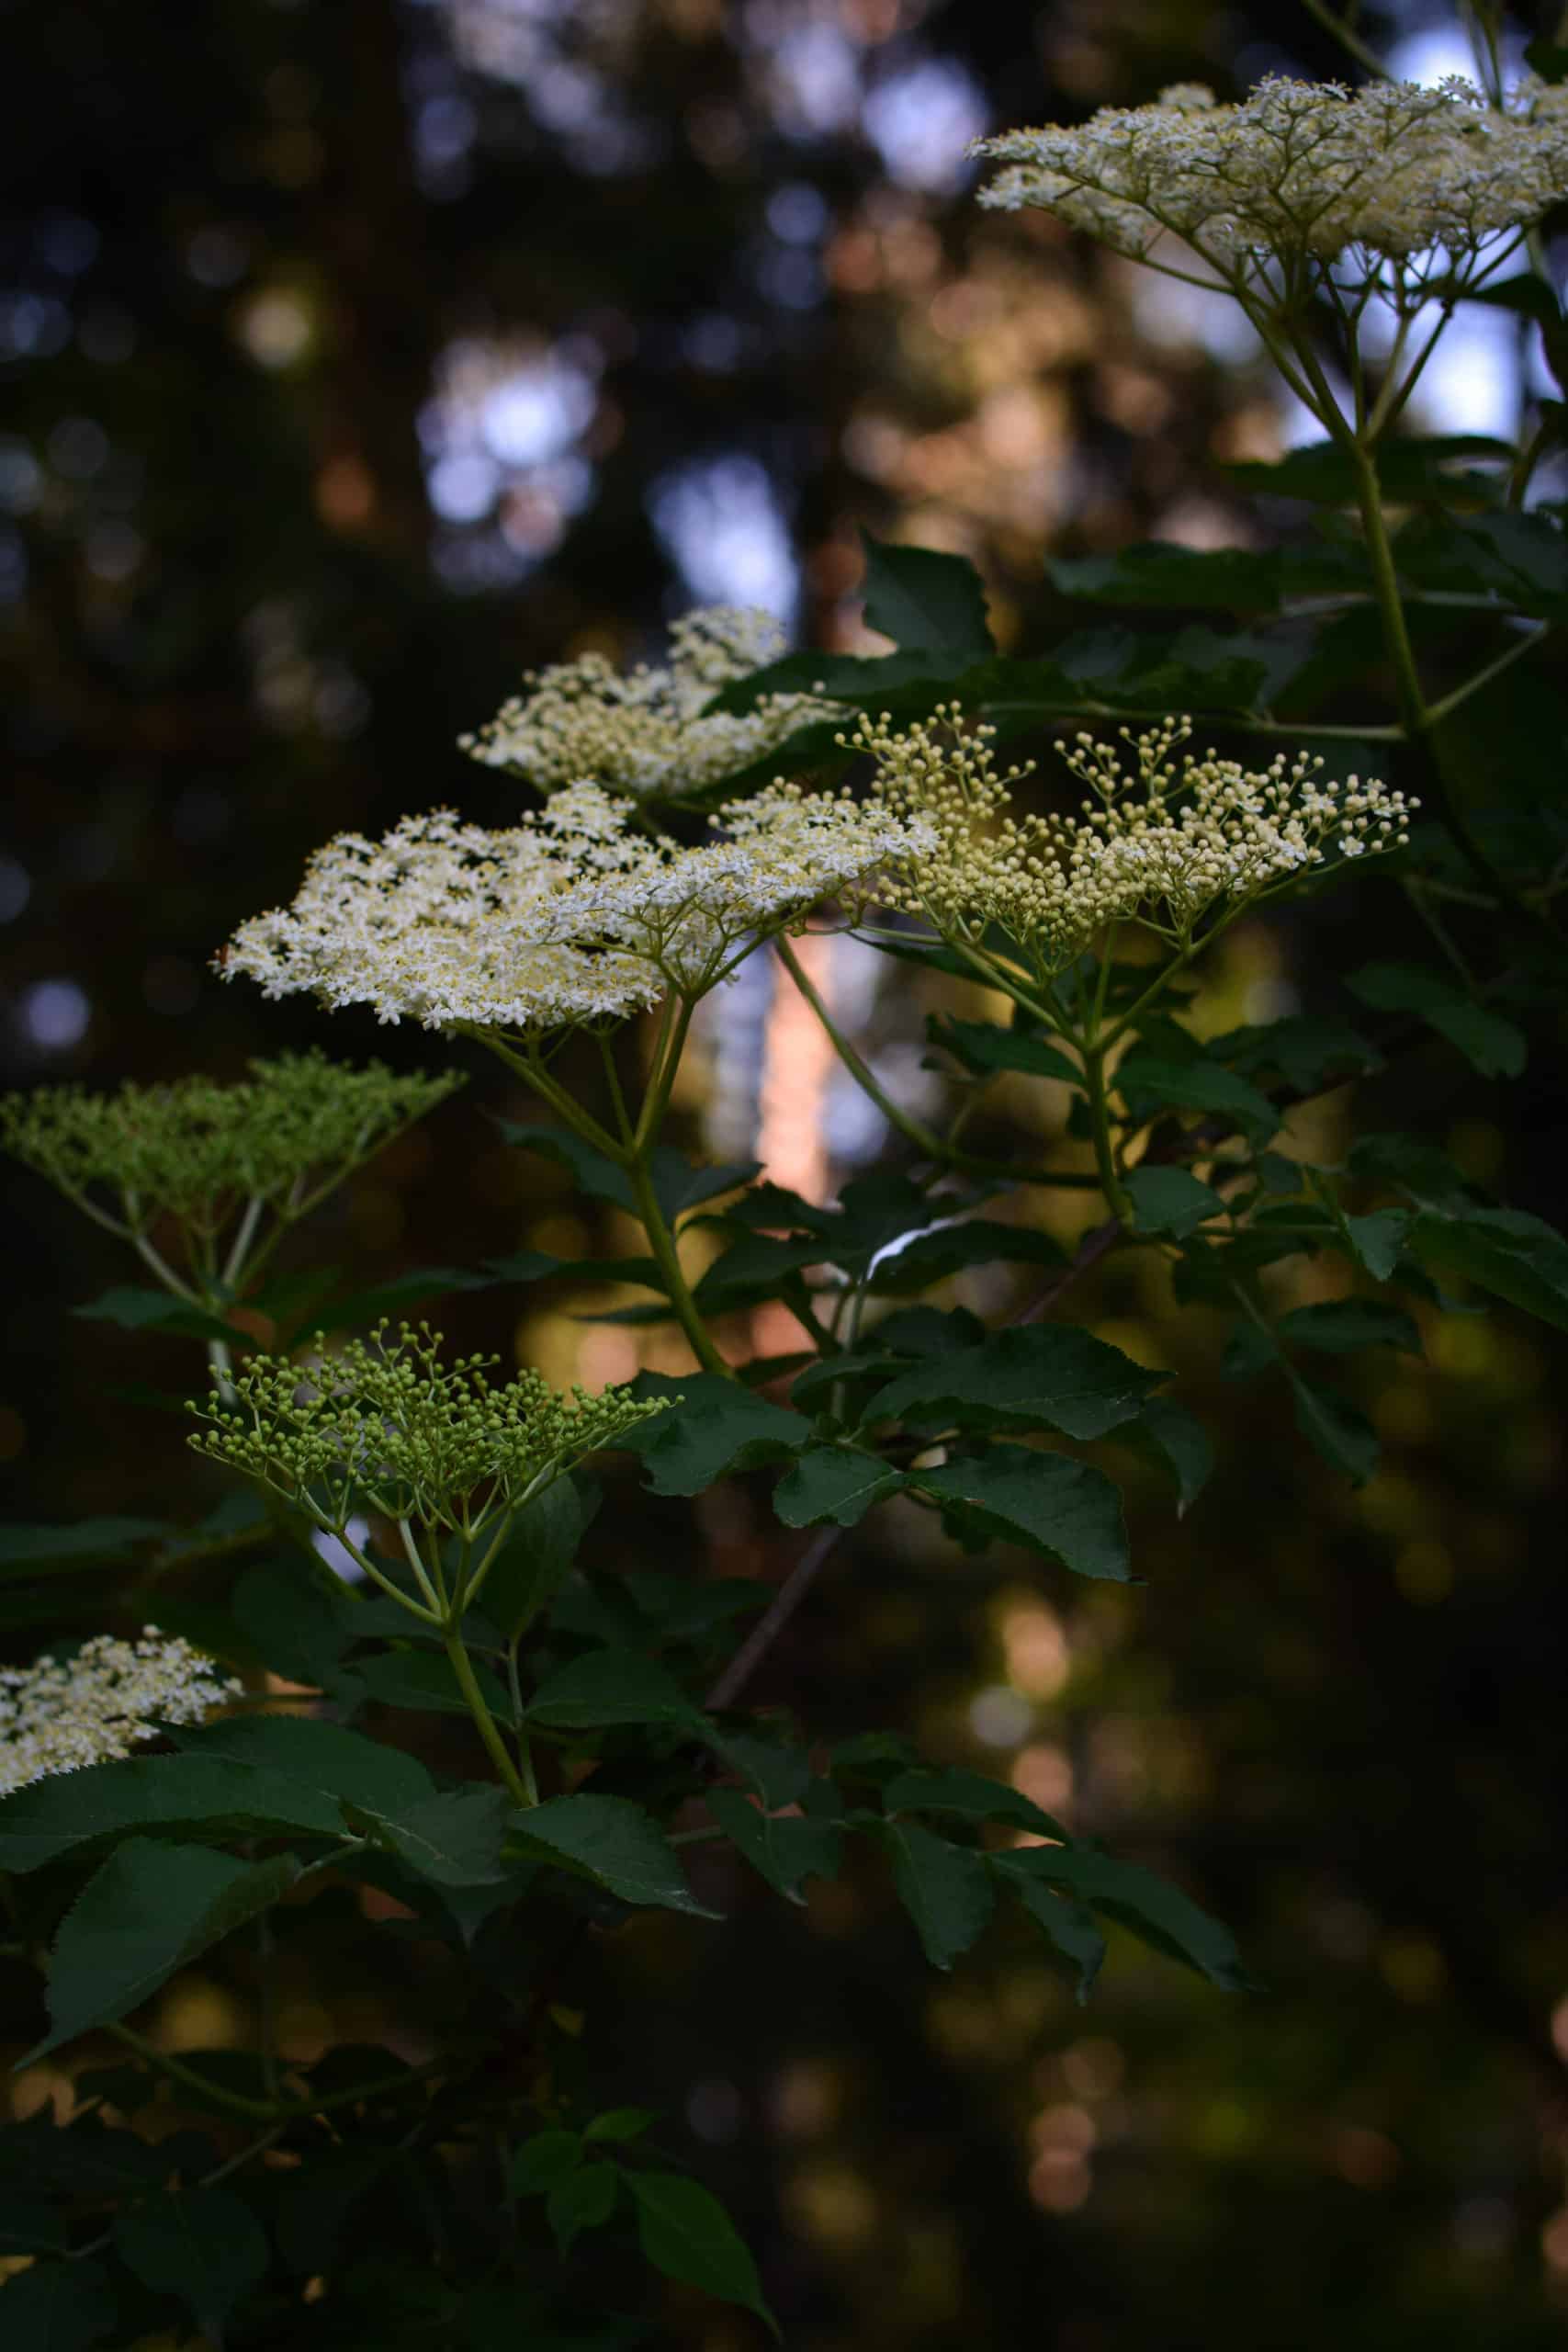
left=5, top=1, right=1568, bottom=2344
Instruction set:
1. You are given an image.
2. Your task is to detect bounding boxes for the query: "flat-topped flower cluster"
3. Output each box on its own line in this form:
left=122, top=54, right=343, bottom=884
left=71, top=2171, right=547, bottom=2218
left=220, top=780, right=933, bottom=1032
left=0, top=1631, right=240, bottom=1796
left=460, top=605, right=830, bottom=803
left=975, top=74, right=1568, bottom=297
left=851, top=707, right=1416, bottom=968
left=190, top=1321, right=666, bottom=1539
left=0, top=1053, right=459, bottom=1237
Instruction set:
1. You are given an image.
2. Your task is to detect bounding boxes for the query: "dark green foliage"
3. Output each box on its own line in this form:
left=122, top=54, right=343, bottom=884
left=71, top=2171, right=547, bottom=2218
left=509, top=1795, right=719, bottom=1918
left=31, top=1841, right=301, bottom=2059
left=624, top=2170, right=779, bottom=2337
left=912, top=1446, right=1133, bottom=1580
left=862, top=1325, right=1164, bottom=1442
left=859, top=531, right=996, bottom=660
left=113, top=2187, right=270, bottom=2345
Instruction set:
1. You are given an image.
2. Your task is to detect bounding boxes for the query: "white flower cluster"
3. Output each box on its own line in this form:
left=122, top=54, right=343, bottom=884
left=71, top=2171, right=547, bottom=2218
left=220, top=781, right=932, bottom=1033
left=460, top=606, right=830, bottom=802
left=975, top=74, right=1568, bottom=299
left=849, top=707, right=1416, bottom=968
left=0, top=1630, right=241, bottom=1797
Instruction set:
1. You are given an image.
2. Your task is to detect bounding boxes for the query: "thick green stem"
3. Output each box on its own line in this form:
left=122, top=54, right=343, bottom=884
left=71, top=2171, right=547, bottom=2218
left=1348, top=441, right=1537, bottom=915
left=775, top=933, right=1098, bottom=1189
left=1081, top=1046, right=1133, bottom=1227
left=443, top=1623, right=533, bottom=1807
left=627, top=1145, right=733, bottom=1377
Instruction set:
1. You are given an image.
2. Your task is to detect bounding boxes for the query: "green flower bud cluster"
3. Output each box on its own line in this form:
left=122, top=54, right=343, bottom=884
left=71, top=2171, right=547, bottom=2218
left=189, top=1321, right=667, bottom=1541
left=1, top=1051, right=460, bottom=1252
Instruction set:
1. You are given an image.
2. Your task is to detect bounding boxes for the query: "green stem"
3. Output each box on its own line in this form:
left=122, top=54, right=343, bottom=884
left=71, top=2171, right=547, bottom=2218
left=626, top=1144, right=733, bottom=1377
left=1348, top=440, right=1543, bottom=918
left=1423, top=625, right=1551, bottom=728
left=504, top=1640, right=539, bottom=1805
left=222, top=1193, right=266, bottom=1289
left=1081, top=1046, right=1133, bottom=1227
left=1297, top=0, right=1391, bottom=82
left=775, top=933, right=1098, bottom=1189
left=444, top=1622, right=533, bottom=1807
left=130, top=1229, right=204, bottom=1305
left=472, top=1030, right=629, bottom=1164
left=109, top=2021, right=448, bottom=2123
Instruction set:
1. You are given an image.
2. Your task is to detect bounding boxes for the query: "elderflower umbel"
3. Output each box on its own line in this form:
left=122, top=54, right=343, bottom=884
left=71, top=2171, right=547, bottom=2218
left=0, top=1631, right=241, bottom=1798
left=0, top=1053, right=460, bottom=1241
left=460, top=606, right=832, bottom=803
left=220, top=781, right=931, bottom=1033
left=190, top=1321, right=668, bottom=1546
left=975, top=75, right=1568, bottom=319
left=851, top=707, right=1416, bottom=970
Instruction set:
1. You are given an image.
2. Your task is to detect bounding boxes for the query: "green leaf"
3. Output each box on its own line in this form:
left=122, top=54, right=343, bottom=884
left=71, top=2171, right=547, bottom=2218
left=479, top=1476, right=601, bottom=1643
left=869, top=1818, right=995, bottom=1970
left=0, top=1715, right=433, bottom=1872
left=583, top=2107, right=658, bottom=2144
left=509, top=2131, right=584, bottom=2197
left=1048, top=537, right=1365, bottom=614
left=1394, top=507, right=1568, bottom=618
left=1463, top=272, right=1563, bottom=333
left=1114, top=1050, right=1279, bottom=1142
left=649, top=1150, right=762, bottom=1227
left=925, top=1013, right=1082, bottom=1088
left=357, top=1646, right=513, bottom=1721
left=292, top=1263, right=496, bottom=1341
left=177, top=1712, right=434, bottom=1804
left=0, top=1518, right=169, bottom=1574
left=497, top=1123, right=756, bottom=1228
left=1348, top=961, right=1526, bottom=1078
left=1124, top=1166, right=1226, bottom=1238
left=1406, top=1204, right=1568, bottom=1333
left=620, top=1374, right=810, bottom=1496
left=772, top=1446, right=907, bottom=1529
left=625, top=2169, right=779, bottom=2338
left=113, top=2186, right=269, bottom=2346
left=510, top=1795, right=719, bottom=1917
left=29, top=1842, right=299, bottom=2060
left=525, top=1648, right=705, bottom=1734
left=707, top=643, right=968, bottom=719
left=1137, top=1396, right=1215, bottom=1516
left=706, top=1734, right=812, bottom=1810
left=705, top=1785, right=842, bottom=1905
left=863, top=1324, right=1163, bottom=1441
left=0, top=2257, right=118, bottom=2350
left=231, top=1558, right=359, bottom=1693
left=0, top=2117, right=164, bottom=2197
left=1526, top=36, right=1568, bottom=79
left=1290, top=1374, right=1380, bottom=1487
left=913, top=1446, right=1132, bottom=1581
left=989, top=1860, right=1107, bottom=2000
left=548, top=2160, right=619, bottom=2255
left=1211, top=1015, right=1381, bottom=1095
left=1342, top=1209, right=1409, bottom=1282
left=1224, top=435, right=1514, bottom=505
left=355, top=1786, right=513, bottom=1888
left=860, top=530, right=993, bottom=658
left=868, top=1218, right=1067, bottom=1293
left=71, top=1286, right=238, bottom=1344
left=881, top=1766, right=1070, bottom=1845
left=495, top=1121, right=637, bottom=1213
left=1348, top=1131, right=1478, bottom=1213
left=1276, top=1301, right=1421, bottom=1356
left=1005, top=1846, right=1252, bottom=1989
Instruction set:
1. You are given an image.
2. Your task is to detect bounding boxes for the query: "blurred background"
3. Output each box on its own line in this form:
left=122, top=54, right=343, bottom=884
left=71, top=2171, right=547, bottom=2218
left=5, top=0, right=1568, bottom=2343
